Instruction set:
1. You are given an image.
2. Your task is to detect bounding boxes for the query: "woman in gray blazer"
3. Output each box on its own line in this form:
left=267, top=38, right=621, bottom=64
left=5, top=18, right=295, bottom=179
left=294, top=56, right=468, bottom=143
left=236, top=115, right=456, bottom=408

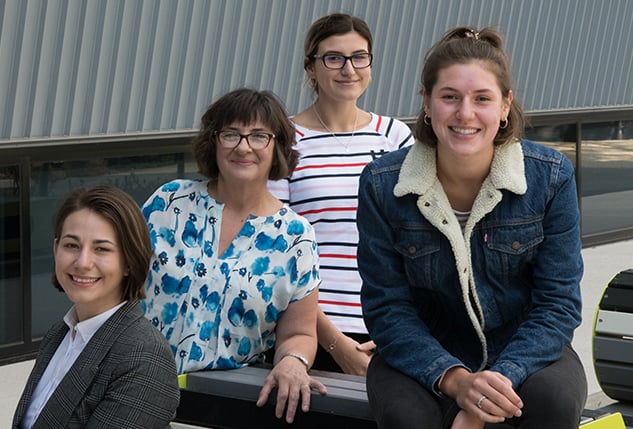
left=13, top=186, right=180, bottom=429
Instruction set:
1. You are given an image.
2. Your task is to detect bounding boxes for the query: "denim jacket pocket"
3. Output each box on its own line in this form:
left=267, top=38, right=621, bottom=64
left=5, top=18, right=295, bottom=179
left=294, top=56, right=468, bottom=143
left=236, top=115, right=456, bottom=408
left=484, top=220, right=544, bottom=279
left=475, top=221, right=543, bottom=329
left=394, top=228, right=442, bottom=287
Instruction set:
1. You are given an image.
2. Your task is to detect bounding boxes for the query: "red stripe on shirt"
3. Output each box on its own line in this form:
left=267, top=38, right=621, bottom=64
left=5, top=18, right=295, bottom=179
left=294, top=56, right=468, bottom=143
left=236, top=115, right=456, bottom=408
left=375, top=115, right=382, bottom=132
left=295, top=162, right=369, bottom=172
left=319, top=253, right=357, bottom=259
left=299, top=207, right=357, bottom=215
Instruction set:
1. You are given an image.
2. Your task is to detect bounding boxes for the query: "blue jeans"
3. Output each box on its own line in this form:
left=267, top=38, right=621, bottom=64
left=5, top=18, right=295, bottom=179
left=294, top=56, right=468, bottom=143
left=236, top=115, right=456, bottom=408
left=366, top=345, right=587, bottom=429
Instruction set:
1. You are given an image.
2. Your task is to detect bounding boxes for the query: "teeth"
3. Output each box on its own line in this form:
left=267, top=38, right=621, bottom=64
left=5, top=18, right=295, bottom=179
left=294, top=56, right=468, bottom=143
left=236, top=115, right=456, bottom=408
left=72, top=276, right=98, bottom=283
left=452, top=127, right=477, bottom=135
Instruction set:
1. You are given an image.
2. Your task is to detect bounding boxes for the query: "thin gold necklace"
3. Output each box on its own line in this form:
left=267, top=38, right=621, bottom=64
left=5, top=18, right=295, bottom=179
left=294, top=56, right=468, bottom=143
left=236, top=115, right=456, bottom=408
left=312, top=105, right=359, bottom=153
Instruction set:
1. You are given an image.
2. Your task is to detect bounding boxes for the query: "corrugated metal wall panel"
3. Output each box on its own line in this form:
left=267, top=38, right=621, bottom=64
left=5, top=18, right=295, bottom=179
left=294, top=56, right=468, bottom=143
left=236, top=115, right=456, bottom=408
left=1, top=0, right=632, bottom=140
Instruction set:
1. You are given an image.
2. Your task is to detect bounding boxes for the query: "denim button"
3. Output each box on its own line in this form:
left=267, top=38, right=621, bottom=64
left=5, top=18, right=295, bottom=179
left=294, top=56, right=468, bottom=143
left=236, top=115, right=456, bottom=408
left=408, top=246, right=416, bottom=254
left=511, top=241, right=521, bottom=250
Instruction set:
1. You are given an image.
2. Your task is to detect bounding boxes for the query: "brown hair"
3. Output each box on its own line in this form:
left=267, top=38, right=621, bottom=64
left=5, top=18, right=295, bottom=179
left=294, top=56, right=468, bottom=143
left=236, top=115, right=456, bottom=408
left=415, top=26, right=525, bottom=146
left=303, top=13, right=373, bottom=93
left=53, top=186, right=151, bottom=301
left=191, top=88, right=298, bottom=180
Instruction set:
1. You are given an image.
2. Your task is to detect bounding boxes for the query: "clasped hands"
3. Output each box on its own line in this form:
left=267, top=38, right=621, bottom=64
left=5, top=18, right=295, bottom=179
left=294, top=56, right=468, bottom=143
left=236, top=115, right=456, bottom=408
left=441, top=367, right=523, bottom=429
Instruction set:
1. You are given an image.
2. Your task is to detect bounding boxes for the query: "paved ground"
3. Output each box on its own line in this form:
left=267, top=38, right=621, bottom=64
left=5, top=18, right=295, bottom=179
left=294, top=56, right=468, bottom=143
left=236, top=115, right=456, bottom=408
left=1, top=239, right=632, bottom=426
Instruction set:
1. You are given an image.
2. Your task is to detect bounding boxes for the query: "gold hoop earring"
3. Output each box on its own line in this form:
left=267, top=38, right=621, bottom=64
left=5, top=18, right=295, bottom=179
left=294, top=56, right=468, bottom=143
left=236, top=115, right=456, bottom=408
left=424, top=114, right=432, bottom=126
left=499, top=118, right=508, bottom=129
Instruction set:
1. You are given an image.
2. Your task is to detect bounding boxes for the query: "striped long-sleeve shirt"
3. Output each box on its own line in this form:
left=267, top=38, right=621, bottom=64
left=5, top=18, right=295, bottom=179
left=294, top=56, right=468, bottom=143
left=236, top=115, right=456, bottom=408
left=269, top=113, right=413, bottom=333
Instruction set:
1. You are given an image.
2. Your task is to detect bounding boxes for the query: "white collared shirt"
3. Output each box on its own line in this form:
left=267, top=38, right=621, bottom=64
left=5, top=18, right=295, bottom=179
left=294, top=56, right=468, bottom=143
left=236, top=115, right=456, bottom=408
left=21, top=301, right=126, bottom=429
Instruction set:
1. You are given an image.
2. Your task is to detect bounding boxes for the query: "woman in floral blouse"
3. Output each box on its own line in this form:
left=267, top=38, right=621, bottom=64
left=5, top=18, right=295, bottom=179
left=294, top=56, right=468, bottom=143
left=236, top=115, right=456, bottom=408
left=142, top=88, right=326, bottom=424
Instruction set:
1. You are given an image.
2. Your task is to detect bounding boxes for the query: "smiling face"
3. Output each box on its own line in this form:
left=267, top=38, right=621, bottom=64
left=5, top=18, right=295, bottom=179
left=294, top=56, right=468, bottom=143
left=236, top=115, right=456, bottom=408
left=54, top=208, right=127, bottom=321
left=424, top=60, right=512, bottom=158
left=307, top=31, right=372, bottom=103
left=215, top=120, right=276, bottom=186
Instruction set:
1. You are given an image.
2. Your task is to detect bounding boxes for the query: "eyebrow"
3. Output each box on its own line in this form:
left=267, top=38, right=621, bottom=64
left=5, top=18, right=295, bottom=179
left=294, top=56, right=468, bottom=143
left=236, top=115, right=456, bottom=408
left=223, top=126, right=272, bottom=133
left=437, top=86, right=496, bottom=94
left=321, top=50, right=369, bottom=55
left=61, top=234, right=116, bottom=245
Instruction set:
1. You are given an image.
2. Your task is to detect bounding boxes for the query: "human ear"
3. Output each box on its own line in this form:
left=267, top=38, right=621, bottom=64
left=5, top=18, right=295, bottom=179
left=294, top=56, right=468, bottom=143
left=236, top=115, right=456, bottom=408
left=421, top=87, right=431, bottom=113
left=504, top=90, right=514, bottom=115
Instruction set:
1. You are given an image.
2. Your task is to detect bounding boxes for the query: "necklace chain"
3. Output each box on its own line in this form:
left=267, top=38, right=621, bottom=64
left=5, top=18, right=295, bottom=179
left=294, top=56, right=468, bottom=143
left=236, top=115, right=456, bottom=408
left=312, top=105, right=359, bottom=153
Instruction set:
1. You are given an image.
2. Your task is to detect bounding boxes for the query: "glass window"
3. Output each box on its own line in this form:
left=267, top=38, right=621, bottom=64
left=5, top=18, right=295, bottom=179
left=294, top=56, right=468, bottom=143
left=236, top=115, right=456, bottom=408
left=581, top=120, right=633, bottom=236
left=0, top=165, right=23, bottom=345
left=29, top=151, right=199, bottom=338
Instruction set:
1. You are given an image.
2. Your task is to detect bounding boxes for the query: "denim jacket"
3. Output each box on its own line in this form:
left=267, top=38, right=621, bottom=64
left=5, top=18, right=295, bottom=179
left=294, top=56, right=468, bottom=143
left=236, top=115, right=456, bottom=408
left=358, top=138, right=582, bottom=394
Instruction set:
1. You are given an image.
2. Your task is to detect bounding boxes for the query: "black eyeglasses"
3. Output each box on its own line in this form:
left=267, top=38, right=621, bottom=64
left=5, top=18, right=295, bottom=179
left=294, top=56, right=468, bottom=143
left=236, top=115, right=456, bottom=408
left=215, top=130, right=275, bottom=150
left=311, top=52, right=373, bottom=70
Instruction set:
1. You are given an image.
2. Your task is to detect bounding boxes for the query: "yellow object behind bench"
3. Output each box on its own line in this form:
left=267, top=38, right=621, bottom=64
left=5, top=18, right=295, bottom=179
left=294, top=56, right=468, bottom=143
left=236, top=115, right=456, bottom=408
left=178, top=374, right=187, bottom=389
left=579, top=412, right=625, bottom=429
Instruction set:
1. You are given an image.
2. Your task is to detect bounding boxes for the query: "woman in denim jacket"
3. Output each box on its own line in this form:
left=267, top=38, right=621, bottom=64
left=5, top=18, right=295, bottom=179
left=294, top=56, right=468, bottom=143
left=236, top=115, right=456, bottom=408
left=358, top=27, right=586, bottom=429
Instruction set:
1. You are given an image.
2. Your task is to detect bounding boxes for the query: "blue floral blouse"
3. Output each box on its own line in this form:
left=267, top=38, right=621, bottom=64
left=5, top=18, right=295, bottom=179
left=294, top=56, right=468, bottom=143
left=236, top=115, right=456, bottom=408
left=141, top=179, right=320, bottom=374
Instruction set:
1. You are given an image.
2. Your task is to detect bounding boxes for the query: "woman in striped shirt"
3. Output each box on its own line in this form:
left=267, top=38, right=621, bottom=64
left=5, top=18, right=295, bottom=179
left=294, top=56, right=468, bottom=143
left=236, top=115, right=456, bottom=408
left=269, top=13, right=413, bottom=375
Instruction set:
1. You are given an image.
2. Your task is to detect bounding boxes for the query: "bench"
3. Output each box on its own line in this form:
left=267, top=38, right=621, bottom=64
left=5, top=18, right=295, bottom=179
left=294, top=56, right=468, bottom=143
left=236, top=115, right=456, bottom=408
left=590, top=268, right=633, bottom=428
left=594, top=269, right=633, bottom=402
left=173, top=365, right=625, bottom=428
left=174, top=365, right=376, bottom=428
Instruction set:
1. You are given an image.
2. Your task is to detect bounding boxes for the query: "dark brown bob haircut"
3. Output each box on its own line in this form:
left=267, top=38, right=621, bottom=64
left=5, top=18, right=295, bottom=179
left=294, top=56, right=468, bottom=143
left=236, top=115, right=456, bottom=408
left=192, top=88, right=298, bottom=180
left=303, top=13, right=373, bottom=93
left=415, top=26, right=525, bottom=147
left=52, top=185, right=151, bottom=301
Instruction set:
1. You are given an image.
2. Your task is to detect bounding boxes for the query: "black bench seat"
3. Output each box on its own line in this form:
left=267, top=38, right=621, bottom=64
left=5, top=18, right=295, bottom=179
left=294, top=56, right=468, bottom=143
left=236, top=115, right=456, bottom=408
left=174, top=364, right=377, bottom=429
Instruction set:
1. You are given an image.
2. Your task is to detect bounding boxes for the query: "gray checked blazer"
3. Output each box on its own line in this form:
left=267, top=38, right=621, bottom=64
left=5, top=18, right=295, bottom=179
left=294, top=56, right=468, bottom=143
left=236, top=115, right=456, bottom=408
left=12, top=300, right=180, bottom=428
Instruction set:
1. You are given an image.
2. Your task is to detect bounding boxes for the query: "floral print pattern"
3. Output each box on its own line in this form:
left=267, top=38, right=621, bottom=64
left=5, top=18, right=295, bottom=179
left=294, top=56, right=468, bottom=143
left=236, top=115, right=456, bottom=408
left=141, top=179, right=320, bottom=374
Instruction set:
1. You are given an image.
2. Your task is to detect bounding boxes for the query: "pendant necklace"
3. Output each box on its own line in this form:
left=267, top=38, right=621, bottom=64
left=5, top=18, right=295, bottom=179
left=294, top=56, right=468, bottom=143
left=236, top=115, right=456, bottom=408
left=313, top=105, right=359, bottom=153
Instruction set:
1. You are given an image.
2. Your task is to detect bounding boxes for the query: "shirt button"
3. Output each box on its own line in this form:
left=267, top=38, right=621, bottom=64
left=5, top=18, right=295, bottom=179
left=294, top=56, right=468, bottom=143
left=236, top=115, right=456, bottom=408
left=511, top=241, right=521, bottom=250
left=408, top=246, right=416, bottom=254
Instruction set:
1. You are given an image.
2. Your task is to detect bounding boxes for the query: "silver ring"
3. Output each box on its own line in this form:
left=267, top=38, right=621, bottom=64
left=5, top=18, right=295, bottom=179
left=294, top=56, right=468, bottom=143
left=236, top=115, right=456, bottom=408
left=477, top=395, right=487, bottom=409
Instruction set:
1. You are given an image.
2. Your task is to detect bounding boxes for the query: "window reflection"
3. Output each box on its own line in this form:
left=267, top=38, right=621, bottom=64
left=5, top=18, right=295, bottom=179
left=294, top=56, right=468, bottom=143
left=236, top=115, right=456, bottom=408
left=29, top=152, right=199, bottom=337
left=581, top=120, right=633, bottom=235
left=527, top=121, right=633, bottom=237
left=0, top=165, right=22, bottom=344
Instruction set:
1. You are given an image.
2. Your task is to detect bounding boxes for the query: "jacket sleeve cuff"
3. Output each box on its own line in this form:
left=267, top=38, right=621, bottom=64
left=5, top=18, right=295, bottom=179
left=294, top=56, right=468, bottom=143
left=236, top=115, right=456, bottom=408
left=489, top=360, right=527, bottom=389
left=431, top=364, right=469, bottom=397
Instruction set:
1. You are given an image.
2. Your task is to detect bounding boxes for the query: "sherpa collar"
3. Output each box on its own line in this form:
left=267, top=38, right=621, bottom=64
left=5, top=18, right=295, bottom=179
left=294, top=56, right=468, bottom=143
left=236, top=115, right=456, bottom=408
left=394, top=138, right=527, bottom=198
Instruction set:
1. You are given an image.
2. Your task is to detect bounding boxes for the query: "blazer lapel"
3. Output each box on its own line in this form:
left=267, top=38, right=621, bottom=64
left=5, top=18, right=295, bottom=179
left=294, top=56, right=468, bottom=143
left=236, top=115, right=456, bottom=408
left=12, top=321, right=68, bottom=428
left=32, top=301, right=141, bottom=428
